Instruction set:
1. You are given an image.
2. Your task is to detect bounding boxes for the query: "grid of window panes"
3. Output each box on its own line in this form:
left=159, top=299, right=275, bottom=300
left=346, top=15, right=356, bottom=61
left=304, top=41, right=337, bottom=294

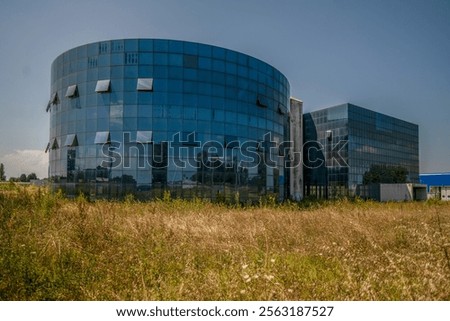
left=303, top=104, right=419, bottom=198
left=303, top=104, right=349, bottom=198
left=47, top=39, right=290, bottom=201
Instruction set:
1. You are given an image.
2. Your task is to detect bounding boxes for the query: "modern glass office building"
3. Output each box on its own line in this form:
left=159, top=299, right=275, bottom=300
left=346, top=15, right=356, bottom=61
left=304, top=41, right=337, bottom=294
left=46, top=39, right=291, bottom=201
left=303, top=103, right=419, bottom=198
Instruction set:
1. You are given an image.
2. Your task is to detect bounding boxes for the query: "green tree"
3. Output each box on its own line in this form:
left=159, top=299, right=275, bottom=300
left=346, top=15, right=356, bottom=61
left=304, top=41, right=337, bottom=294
left=19, top=174, right=27, bottom=182
left=0, top=163, right=5, bottom=181
left=27, top=173, right=38, bottom=181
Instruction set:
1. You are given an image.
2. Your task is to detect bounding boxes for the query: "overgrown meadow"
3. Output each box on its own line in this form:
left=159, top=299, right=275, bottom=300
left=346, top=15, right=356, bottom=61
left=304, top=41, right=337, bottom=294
left=1, top=183, right=449, bottom=300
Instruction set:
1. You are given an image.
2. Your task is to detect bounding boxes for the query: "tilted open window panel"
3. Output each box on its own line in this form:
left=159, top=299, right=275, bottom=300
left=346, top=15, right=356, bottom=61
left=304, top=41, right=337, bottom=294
left=65, top=85, right=78, bottom=98
left=95, top=80, right=111, bottom=93
left=136, top=131, right=153, bottom=143
left=136, top=78, right=153, bottom=91
left=64, top=134, right=79, bottom=147
left=94, top=131, right=110, bottom=144
left=51, top=138, right=59, bottom=150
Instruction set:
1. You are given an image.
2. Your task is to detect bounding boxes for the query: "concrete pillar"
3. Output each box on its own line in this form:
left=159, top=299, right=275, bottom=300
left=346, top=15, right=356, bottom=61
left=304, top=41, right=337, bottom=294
left=289, top=97, right=303, bottom=201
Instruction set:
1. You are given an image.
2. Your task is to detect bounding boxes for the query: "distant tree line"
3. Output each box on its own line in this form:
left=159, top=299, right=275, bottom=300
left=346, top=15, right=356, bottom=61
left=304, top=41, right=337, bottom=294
left=0, top=162, right=40, bottom=182
left=363, top=164, right=408, bottom=184
left=8, top=173, right=39, bottom=182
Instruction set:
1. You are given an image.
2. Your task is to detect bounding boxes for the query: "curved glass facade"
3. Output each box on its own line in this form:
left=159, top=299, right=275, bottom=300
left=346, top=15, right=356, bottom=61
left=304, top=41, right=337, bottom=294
left=47, top=39, right=290, bottom=201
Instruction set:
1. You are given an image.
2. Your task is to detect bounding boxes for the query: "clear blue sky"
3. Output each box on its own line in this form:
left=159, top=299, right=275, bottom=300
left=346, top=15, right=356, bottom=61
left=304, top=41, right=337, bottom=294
left=0, top=0, right=449, bottom=178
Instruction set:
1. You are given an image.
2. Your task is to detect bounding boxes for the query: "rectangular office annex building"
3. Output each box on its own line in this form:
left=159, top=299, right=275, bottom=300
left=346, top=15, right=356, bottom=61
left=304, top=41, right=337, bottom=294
left=303, top=103, right=419, bottom=198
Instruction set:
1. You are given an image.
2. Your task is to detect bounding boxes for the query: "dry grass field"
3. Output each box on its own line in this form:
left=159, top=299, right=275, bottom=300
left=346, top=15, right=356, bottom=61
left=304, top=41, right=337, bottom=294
left=0, top=183, right=449, bottom=300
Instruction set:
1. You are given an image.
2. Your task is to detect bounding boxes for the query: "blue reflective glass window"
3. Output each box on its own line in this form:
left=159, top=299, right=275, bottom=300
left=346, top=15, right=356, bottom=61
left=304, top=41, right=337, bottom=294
left=139, top=65, right=153, bottom=77
left=139, top=53, right=153, bottom=65
left=86, top=119, right=97, bottom=131
left=76, top=120, right=86, bottom=133
left=138, top=117, right=151, bottom=130
left=98, top=67, right=110, bottom=79
left=167, top=79, right=183, bottom=92
left=87, top=68, right=98, bottom=79
left=183, top=55, right=198, bottom=68
left=184, top=42, right=198, bottom=55
left=152, top=106, right=164, bottom=118
left=87, top=43, right=97, bottom=56
left=97, top=106, right=109, bottom=118
left=212, top=60, right=225, bottom=72
left=154, top=39, right=168, bottom=52
left=110, top=92, right=124, bottom=105
left=168, top=40, right=183, bottom=53
left=123, top=105, right=137, bottom=118
left=124, top=66, right=138, bottom=78
left=211, top=123, right=224, bottom=135
left=77, top=45, right=87, bottom=59
left=249, top=115, right=257, bottom=127
left=110, top=118, right=123, bottom=130
left=226, top=75, right=237, bottom=87
left=226, top=124, right=238, bottom=136
left=138, top=105, right=152, bottom=117
left=214, top=110, right=224, bottom=121
left=184, top=94, right=198, bottom=106
left=184, top=120, right=197, bottom=132
left=184, top=107, right=196, bottom=120
left=198, top=95, right=212, bottom=108
left=110, top=105, right=123, bottom=118
left=198, top=70, right=212, bottom=83
left=225, top=111, right=237, bottom=123
left=139, top=39, right=153, bottom=51
left=211, top=97, right=225, bottom=109
left=124, top=92, right=137, bottom=104
left=198, top=44, right=212, bottom=57
left=167, top=119, right=182, bottom=131
left=212, top=47, right=225, bottom=59
left=198, top=82, right=212, bottom=95
left=123, top=78, right=136, bottom=92
left=138, top=93, right=153, bottom=104
left=168, top=66, right=183, bottom=79
left=225, top=50, right=237, bottom=62
left=237, top=114, right=248, bottom=126
left=86, top=107, right=97, bottom=119
left=184, top=81, right=197, bottom=94
left=169, top=54, right=183, bottom=66
left=184, top=68, right=198, bottom=80
left=111, top=53, right=124, bottom=66
left=152, top=118, right=167, bottom=130
left=155, top=53, right=168, bottom=65
left=226, top=62, right=237, bottom=74
left=197, top=120, right=211, bottom=132
left=153, top=78, right=167, bottom=92
left=125, top=39, right=138, bottom=51
left=198, top=57, right=212, bottom=69
left=168, top=93, right=182, bottom=105
left=86, top=94, right=97, bottom=107
left=211, top=71, right=225, bottom=84
left=123, top=117, right=138, bottom=131
left=238, top=54, right=248, bottom=66
left=97, top=118, right=109, bottom=131
left=238, top=68, right=250, bottom=82
left=153, top=66, right=168, bottom=78
left=98, top=55, right=110, bottom=67
left=197, top=108, right=211, bottom=121
left=167, top=106, right=182, bottom=119
left=77, top=70, right=87, bottom=83
left=212, top=84, right=224, bottom=97
left=111, top=66, right=124, bottom=79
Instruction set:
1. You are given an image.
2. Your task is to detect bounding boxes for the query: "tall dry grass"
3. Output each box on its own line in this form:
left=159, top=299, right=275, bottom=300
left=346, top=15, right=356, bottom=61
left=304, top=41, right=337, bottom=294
left=0, top=183, right=449, bottom=300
